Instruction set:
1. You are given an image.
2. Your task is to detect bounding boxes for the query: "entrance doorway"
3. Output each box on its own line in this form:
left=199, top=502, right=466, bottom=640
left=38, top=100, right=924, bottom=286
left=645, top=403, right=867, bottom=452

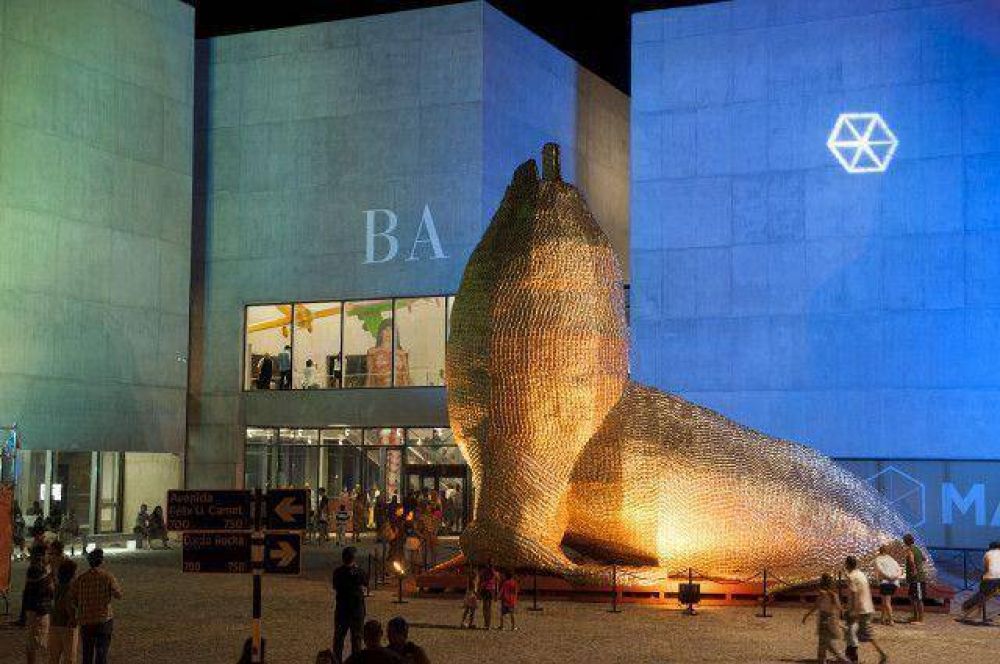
left=404, top=463, right=470, bottom=534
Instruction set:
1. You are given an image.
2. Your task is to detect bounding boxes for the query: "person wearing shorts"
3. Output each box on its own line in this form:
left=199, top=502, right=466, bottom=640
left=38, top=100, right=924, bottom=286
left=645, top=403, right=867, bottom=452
left=844, top=556, right=887, bottom=664
left=962, top=540, right=1000, bottom=620
left=478, top=561, right=499, bottom=630
left=498, top=569, right=519, bottom=631
left=874, top=544, right=903, bottom=625
left=903, top=533, right=926, bottom=624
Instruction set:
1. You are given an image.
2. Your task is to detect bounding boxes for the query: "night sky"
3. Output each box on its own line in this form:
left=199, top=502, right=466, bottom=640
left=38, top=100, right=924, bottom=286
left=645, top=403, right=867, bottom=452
left=184, top=1, right=718, bottom=93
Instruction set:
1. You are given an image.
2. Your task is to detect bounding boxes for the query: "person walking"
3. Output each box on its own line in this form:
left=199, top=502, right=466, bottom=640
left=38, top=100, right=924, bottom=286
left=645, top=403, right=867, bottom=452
left=874, top=545, right=903, bottom=625
left=801, top=573, right=850, bottom=664
left=386, top=617, right=429, bottom=664
left=478, top=561, right=499, bottom=630
left=58, top=511, right=81, bottom=556
left=844, top=556, right=888, bottom=664
left=48, top=559, right=79, bottom=664
left=460, top=570, right=478, bottom=628
left=23, top=545, right=54, bottom=664
left=902, top=533, right=926, bottom=624
left=72, top=548, right=123, bottom=664
left=497, top=569, right=519, bottom=631
left=332, top=546, right=369, bottom=664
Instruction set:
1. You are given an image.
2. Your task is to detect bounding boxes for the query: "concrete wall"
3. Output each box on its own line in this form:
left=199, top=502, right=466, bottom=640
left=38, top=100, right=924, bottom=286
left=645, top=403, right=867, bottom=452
left=0, top=0, right=194, bottom=454
left=188, top=3, right=485, bottom=489
left=631, top=0, right=1000, bottom=459
left=122, top=451, right=181, bottom=528
left=188, top=1, right=631, bottom=489
left=483, top=5, right=630, bottom=276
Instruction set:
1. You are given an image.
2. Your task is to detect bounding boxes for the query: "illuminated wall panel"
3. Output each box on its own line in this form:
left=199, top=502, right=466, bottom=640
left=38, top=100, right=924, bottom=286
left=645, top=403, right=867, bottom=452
left=631, top=0, right=1000, bottom=461
left=0, top=0, right=194, bottom=454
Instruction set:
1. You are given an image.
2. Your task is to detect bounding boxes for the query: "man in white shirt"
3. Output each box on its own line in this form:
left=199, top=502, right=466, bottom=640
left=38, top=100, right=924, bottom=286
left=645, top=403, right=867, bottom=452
left=874, top=545, right=903, bottom=625
left=844, top=556, right=888, bottom=664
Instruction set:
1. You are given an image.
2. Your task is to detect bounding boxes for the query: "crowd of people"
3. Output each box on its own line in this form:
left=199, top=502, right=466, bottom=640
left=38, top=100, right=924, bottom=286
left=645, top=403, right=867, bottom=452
left=799, top=532, right=1000, bottom=664
left=11, top=501, right=84, bottom=560
left=18, top=544, right=124, bottom=664
left=9, top=497, right=1000, bottom=664
left=310, top=486, right=463, bottom=574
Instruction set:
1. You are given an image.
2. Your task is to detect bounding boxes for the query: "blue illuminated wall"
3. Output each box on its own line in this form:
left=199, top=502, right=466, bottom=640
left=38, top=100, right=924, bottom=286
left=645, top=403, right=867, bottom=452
left=631, top=0, right=1000, bottom=462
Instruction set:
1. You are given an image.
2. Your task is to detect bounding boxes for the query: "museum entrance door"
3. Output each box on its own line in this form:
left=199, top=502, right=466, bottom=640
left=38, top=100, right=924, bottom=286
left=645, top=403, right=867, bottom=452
left=404, top=463, right=470, bottom=534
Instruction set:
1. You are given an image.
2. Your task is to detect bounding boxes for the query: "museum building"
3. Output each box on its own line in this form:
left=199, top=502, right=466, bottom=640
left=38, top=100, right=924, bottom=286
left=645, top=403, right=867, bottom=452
left=2, top=0, right=998, bottom=550
left=0, top=0, right=628, bottom=535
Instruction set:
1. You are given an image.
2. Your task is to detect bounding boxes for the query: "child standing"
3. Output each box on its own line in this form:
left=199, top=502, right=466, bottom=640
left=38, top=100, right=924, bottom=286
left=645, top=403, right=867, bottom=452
left=498, top=570, right=519, bottom=631
left=461, top=570, right=478, bottom=628
left=802, top=574, right=850, bottom=664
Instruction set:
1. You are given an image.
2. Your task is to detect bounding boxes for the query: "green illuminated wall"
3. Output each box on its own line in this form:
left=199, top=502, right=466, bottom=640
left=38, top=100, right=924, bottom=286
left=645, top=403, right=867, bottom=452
left=0, top=0, right=194, bottom=454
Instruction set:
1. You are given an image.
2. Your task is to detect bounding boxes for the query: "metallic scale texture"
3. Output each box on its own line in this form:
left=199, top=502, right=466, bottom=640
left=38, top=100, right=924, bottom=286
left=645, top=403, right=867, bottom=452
left=447, top=145, right=630, bottom=573
left=447, top=144, right=929, bottom=584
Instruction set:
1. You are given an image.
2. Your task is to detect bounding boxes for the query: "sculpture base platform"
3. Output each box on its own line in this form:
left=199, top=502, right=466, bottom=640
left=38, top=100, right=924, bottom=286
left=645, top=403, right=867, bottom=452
left=414, top=570, right=955, bottom=612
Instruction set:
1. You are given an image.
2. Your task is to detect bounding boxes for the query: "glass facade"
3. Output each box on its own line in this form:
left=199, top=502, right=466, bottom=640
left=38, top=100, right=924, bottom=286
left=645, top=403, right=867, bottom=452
left=244, top=295, right=454, bottom=391
left=244, top=425, right=470, bottom=533
left=14, top=449, right=124, bottom=536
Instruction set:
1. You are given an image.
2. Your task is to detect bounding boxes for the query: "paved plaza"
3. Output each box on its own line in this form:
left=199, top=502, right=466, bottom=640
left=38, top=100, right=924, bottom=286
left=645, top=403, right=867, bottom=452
left=1, top=542, right=996, bottom=663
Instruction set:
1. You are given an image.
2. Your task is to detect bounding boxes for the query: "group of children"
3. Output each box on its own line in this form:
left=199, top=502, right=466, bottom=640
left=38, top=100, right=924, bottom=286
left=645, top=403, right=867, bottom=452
left=460, top=562, right=519, bottom=631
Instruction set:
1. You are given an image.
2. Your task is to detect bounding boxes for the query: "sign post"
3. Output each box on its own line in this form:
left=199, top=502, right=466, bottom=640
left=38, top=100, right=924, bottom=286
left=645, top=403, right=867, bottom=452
left=168, top=488, right=308, bottom=663
left=252, top=488, right=263, bottom=664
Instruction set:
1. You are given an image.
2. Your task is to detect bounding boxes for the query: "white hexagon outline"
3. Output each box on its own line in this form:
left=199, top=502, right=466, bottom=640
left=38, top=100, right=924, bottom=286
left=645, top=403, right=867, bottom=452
left=827, top=112, right=899, bottom=174
left=866, top=465, right=926, bottom=528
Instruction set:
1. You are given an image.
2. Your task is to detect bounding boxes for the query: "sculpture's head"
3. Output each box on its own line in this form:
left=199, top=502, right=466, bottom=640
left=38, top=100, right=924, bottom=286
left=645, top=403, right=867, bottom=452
left=446, top=144, right=629, bottom=566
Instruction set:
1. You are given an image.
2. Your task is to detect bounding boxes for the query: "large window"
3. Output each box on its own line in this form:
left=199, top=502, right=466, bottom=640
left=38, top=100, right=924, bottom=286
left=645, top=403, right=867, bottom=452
left=395, top=297, right=446, bottom=386
left=244, top=425, right=471, bottom=534
left=343, top=300, right=394, bottom=388
left=243, top=295, right=452, bottom=391
left=245, top=304, right=292, bottom=390
left=293, top=302, right=341, bottom=389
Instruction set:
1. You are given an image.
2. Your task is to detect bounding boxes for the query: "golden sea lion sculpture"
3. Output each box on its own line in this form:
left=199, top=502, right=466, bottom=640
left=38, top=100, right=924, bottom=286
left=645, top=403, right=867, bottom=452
left=446, top=143, right=930, bottom=584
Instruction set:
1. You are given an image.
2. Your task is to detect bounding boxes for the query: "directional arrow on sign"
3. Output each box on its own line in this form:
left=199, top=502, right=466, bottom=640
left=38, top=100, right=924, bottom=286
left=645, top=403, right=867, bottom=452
left=265, top=489, right=309, bottom=531
left=269, top=540, right=297, bottom=568
left=263, top=532, right=301, bottom=575
left=274, top=497, right=304, bottom=524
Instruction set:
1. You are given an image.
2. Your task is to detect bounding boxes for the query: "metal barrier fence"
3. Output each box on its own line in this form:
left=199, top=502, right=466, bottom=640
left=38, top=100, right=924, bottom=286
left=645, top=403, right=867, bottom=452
left=928, top=546, right=986, bottom=591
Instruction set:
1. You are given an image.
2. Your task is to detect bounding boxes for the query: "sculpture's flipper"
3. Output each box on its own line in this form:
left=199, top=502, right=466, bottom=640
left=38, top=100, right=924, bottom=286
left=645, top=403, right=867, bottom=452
left=567, top=381, right=931, bottom=583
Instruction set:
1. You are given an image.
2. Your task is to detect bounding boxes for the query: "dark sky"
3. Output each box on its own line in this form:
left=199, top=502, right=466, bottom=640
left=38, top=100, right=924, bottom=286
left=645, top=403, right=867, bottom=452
left=185, top=1, right=715, bottom=93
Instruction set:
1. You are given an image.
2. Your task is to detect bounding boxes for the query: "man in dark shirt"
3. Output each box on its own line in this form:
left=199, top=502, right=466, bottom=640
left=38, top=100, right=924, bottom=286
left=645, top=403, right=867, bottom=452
left=344, top=620, right=404, bottom=664
left=332, top=546, right=369, bottom=662
left=386, top=616, right=430, bottom=664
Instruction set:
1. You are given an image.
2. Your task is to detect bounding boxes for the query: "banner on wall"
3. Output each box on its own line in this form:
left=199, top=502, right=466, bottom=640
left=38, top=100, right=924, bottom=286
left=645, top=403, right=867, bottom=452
left=0, top=483, right=13, bottom=593
left=836, top=458, right=1000, bottom=550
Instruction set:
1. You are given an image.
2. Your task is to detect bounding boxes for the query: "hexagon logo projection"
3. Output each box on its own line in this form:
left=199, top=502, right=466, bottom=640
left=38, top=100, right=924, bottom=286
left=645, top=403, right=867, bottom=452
left=827, top=113, right=898, bottom=174
left=866, top=466, right=925, bottom=527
